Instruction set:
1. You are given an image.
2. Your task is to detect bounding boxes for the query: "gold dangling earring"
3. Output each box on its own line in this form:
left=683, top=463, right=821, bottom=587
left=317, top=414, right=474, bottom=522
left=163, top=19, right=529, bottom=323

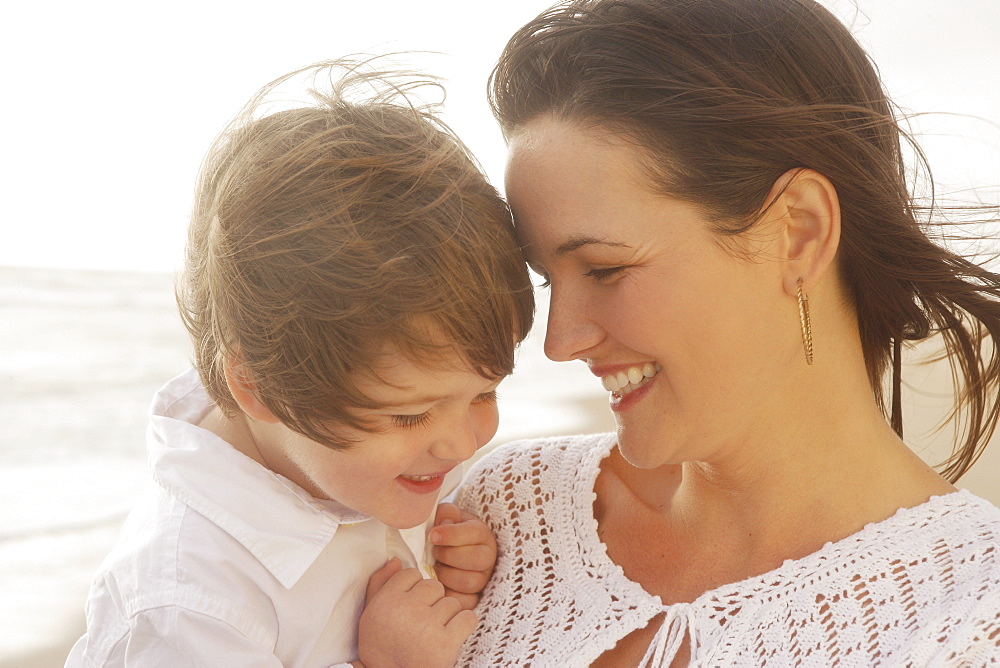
left=797, top=278, right=813, bottom=365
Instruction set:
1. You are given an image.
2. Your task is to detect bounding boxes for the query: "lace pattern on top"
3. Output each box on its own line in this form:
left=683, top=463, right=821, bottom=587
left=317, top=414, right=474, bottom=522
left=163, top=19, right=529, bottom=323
left=455, top=434, right=1000, bottom=667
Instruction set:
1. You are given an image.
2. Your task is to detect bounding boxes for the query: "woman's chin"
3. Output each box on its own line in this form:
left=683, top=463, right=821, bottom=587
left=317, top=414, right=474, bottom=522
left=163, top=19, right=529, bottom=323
left=615, top=432, right=674, bottom=470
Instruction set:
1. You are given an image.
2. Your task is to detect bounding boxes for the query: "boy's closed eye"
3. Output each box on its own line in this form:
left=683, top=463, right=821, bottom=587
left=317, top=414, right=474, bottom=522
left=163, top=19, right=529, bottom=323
left=472, top=390, right=498, bottom=405
left=390, top=390, right=498, bottom=430
left=392, top=412, right=432, bottom=429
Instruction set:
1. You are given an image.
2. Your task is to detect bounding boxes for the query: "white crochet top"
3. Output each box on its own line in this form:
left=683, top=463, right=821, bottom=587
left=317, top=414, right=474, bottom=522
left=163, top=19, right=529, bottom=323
left=455, top=433, right=1000, bottom=666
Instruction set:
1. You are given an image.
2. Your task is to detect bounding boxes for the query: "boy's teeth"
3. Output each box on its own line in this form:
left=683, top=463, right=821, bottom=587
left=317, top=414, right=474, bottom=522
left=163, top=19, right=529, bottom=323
left=402, top=474, right=434, bottom=482
left=602, top=363, right=661, bottom=396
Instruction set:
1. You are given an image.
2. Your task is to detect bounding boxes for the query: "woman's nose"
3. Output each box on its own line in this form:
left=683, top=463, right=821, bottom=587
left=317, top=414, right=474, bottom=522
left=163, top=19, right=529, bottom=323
left=542, top=285, right=603, bottom=362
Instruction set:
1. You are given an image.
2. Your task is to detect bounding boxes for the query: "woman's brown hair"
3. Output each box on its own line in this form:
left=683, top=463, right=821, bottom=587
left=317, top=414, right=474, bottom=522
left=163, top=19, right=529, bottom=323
left=178, top=59, right=534, bottom=448
left=490, top=0, right=1000, bottom=481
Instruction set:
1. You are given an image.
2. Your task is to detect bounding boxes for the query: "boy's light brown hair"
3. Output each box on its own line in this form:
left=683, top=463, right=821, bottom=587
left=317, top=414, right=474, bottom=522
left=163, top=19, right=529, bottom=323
left=177, top=59, right=534, bottom=448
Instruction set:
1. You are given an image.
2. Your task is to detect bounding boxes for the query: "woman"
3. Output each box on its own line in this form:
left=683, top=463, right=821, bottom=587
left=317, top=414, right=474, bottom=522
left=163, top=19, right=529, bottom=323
left=455, top=0, right=1000, bottom=665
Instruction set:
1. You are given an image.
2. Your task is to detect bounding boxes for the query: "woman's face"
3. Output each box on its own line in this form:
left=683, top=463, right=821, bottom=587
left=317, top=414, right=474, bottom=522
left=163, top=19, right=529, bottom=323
left=505, top=117, right=796, bottom=468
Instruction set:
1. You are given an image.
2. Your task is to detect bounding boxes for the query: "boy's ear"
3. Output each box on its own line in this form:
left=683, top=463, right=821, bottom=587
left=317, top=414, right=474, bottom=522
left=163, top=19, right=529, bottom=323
left=223, top=359, right=281, bottom=424
left=763, top=168, right=841, bottom=297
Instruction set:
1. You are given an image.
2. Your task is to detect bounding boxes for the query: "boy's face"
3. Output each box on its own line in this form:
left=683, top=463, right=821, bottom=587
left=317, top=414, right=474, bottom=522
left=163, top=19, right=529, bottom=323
left=254, top=349, right=502, bottom=529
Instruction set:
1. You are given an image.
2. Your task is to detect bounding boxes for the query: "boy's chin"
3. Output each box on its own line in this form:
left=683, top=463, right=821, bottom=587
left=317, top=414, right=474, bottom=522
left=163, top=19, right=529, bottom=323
left=379, top=510, right=434, bottom=531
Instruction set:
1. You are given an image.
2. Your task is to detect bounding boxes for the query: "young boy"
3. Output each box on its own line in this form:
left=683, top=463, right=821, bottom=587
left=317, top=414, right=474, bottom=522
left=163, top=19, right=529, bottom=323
left=65, top=60, right=534, bottom=668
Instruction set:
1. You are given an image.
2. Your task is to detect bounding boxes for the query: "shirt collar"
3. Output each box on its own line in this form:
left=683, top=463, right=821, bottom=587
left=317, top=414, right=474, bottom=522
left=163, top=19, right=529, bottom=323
left=146, top=369, right=372, bottom=588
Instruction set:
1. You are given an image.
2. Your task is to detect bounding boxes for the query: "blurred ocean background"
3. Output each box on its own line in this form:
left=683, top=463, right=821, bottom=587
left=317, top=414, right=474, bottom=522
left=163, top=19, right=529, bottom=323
left=0, top=266, right=618, bottom=666
left=1, top=0, right=998, bottom=665
left=3, top=263, right=1000, bottom=666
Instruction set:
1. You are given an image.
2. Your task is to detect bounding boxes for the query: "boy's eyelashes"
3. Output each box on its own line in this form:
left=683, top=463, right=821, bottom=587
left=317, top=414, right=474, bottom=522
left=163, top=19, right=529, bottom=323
left=389, top=390, right=498, bottom=430
left=391, top=412, right=432, bottom=429
left=472, top=390, right=499, bottom=404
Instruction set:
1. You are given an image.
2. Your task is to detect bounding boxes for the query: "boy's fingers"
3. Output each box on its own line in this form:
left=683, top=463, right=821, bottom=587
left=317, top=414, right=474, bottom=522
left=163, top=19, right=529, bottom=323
left=445, top=608, right=479, bottom=638
left=409, top=576, right=447, bottom=603
left=386, top=567, right=425, bottom=595
left=365, top=557, right=402, bottom=601
left=433, top=543, right=496, bottom=572
left=434, top=502, right=463, bottom=527
left=430, top=593, right=463, bottom=619
left=429, top=519, right=497, bottom=549
left=433, top=562, right=490, bottom=595
left=458, top=508, right=483, bottom=523
left=443, top=589, right=481, bottom=612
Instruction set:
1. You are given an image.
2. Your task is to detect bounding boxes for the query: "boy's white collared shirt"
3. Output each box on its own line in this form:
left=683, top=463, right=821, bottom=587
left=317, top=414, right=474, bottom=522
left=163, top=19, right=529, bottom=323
left=66, top=369, right=460, bottom=668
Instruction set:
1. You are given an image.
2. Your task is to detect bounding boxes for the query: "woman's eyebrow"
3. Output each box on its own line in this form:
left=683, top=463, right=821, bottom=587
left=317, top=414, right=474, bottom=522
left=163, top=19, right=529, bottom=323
left=555, top=235, right=631, bottom=256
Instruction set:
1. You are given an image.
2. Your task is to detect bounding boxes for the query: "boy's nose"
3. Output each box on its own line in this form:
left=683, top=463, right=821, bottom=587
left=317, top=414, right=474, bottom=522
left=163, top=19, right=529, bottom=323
left=430, top=416, right=480, bottom=463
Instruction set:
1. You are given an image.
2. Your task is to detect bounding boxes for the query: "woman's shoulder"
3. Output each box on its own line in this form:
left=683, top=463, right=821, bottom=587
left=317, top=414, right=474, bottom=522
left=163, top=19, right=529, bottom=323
left=901, top=489, right=1000, bottom=549
left=924, top=490, right=1000, bottom=577
left=818, top=490, right=1000, bottom=583
left=891, top=492, right=1000, bottom=662
left=819, top=490, right=1000, bottom=613
left=456, top=432, right=616, bottom=519
left=465, top=432, right=615, bottom=485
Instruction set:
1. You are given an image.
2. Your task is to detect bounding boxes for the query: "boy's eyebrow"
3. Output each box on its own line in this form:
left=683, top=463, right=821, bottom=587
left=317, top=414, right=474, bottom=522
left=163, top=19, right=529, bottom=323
left=554, top=235, right=631, bottom=256
left=377, top=385, right=501, bottom=410
left=378, top=394, right=450, bottom=409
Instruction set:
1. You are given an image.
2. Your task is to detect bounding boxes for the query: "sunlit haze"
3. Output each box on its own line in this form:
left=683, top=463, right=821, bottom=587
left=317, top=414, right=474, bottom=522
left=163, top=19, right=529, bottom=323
left=2, top=0, right=998, bottom=272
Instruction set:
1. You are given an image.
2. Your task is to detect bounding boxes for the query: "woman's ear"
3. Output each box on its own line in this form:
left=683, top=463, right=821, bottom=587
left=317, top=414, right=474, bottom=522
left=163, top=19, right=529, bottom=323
left=763, top=168, right=841, bottom=296
left=223, top=359, right=281, bottom=424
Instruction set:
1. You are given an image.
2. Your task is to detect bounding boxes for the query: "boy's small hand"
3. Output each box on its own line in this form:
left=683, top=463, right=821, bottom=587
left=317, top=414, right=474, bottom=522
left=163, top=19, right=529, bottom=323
left=430, top=503, right=498, bottom=611
left=358, top=558, right=476, bottom=668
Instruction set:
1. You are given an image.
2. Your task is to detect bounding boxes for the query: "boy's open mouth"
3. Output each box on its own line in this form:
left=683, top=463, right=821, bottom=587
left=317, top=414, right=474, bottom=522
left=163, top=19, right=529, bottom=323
left=396, top=470, right=450, bottom=495
left=399, top=474, right=436, bottom=482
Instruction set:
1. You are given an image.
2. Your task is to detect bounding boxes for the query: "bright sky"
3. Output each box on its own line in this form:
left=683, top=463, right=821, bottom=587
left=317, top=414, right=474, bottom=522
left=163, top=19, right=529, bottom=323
left=2, top=0, right=998, bottom=272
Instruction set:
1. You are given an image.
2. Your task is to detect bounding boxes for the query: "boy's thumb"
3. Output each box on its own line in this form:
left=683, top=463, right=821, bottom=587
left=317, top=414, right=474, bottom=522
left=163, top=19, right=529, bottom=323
left=365, top=557, right=401, bottom=602
left=434, top=502, right=463, bottom=527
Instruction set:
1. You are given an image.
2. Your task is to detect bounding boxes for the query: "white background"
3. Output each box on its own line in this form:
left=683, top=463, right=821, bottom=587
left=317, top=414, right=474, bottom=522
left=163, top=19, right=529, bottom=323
left=1, top=0, right=998, bottom=272
left=0, top=1, right=998, bottom=664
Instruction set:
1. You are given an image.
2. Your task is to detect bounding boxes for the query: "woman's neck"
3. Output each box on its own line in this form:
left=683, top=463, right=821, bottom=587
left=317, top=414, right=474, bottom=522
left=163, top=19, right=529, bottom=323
left=605, top=367, right=956, bottom=576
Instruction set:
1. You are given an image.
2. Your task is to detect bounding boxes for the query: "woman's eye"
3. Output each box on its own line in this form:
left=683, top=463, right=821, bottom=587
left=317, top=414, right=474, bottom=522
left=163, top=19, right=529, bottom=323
left=472, top=390, right=498, bottom=405
left=392, top=412, right=431, bottom=429
left=584, top=266, right=628, bottom=281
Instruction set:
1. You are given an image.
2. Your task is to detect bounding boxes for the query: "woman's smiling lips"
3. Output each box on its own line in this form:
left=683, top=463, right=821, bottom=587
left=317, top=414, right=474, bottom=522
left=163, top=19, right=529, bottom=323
left=589, top=362, right=662, bottom=410
left=590, top=362, right=661, bottom=393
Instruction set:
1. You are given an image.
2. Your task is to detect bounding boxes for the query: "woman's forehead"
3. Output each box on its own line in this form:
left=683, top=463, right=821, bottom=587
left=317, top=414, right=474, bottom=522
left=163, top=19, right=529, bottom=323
left=508, top=124, right=633, bottom=210
left=507, top=122, right=666, bottom=234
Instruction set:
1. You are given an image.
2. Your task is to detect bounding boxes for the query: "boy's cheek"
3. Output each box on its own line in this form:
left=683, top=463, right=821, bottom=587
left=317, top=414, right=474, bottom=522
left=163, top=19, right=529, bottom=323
left=476, top=408, right=501, bottom=450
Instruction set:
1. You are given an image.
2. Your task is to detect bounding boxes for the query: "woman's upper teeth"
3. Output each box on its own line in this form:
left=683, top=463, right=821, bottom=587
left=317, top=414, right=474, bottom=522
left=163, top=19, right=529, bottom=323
left=602, top=363, right=660, bottom=393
